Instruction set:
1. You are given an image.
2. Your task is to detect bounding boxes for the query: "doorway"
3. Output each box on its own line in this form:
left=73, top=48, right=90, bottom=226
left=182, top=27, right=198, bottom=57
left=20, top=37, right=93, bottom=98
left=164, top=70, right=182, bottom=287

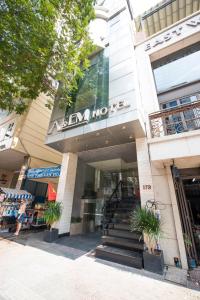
left=81, top=160, right=140, bottom=234
left=183, top=178, right=200, bottom=262
left=172, top=167, right=200, bottom=265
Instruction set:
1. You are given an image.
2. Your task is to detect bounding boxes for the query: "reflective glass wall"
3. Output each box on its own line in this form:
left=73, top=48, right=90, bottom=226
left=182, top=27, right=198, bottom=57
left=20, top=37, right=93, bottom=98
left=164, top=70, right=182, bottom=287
left=152, top=42, right=200, bottom=94
left=65, top=49, right=109, bottom=119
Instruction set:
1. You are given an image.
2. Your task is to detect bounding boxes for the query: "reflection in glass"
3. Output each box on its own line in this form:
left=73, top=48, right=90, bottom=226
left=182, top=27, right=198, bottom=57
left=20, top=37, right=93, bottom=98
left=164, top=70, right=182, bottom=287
left=66, top=50, right=109, bottom=118
left=153, top=48, right=200, bottom=93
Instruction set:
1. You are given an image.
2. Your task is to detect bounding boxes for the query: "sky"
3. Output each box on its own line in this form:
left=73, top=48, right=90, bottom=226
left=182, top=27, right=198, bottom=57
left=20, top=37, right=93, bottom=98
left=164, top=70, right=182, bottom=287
left=130, top=0, right=161, bottom=16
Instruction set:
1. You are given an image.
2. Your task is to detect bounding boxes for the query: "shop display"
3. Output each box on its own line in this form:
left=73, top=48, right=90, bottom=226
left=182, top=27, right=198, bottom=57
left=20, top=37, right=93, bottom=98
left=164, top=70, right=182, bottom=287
left=0, top=187, right=47, bottom=232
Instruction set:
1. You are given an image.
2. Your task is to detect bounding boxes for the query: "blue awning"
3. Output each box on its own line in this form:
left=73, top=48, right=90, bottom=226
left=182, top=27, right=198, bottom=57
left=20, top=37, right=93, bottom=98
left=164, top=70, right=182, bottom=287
left=26, top=166, right=61, bottom=179
left=0, top=188, right=33, bottom=200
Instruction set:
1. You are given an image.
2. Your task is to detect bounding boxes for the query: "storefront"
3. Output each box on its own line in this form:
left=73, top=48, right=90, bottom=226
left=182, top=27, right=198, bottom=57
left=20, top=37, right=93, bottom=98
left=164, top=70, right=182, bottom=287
left=0, top=188, right=33, bottom=233
left=23, top=166, right=61, bottom=228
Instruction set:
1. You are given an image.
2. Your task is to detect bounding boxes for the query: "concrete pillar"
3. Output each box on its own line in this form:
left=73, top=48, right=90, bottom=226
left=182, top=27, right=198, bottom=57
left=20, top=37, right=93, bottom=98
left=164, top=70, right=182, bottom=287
left=136, top=138, right=155, bottom=207
left=165, top=165, right=188, bottom=269
left=16, top=156, right=30, bottom=189
left=55, top=153, right=78, bottom=235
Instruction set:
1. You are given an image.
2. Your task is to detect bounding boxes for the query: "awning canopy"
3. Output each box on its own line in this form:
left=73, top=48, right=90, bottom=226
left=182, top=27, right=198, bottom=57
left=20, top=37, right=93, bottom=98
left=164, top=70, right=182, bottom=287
left=0, top=188, right=33, bottom=200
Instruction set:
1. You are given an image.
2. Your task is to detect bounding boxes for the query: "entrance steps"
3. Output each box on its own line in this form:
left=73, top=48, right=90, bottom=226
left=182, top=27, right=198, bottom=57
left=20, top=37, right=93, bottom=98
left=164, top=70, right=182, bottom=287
left=102, top=235, right=144, bottom=251
left=96, top=245, right=143, bottom=269
left=107, top=229, right=142, bottom=241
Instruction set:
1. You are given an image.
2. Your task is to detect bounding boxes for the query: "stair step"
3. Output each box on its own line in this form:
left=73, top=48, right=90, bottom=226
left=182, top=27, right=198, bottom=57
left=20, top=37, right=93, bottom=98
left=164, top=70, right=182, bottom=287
left=102, top=235, right=144, bottom=252
left=109, top=223, right=131, bottom=230
left=95, top=245, right=143, bottom=269
left=107, top=229, right=142, bottom=241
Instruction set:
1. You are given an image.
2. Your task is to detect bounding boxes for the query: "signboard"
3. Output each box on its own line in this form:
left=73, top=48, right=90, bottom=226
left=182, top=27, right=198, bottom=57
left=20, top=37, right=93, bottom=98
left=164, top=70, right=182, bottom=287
left=145, top=14, right=200, bottom=51
left=27, top=166, right=61, bottom=179
left=48, top=100, right=130, bottom=135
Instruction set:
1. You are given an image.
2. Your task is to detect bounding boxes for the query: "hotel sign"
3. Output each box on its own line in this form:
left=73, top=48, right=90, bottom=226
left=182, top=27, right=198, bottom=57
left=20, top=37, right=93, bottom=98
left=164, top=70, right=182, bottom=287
left=145, top=14, right=200, bottom=51
left=48, top=100, right=130, bottom=135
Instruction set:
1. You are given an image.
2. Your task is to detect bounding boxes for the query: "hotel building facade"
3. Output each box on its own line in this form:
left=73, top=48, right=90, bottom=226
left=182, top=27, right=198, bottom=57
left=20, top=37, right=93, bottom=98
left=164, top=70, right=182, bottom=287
left=46, top=0, right=200, bottom=270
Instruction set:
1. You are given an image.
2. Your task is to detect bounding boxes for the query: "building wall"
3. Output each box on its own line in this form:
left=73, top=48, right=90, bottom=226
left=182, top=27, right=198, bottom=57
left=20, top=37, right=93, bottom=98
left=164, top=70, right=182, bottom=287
left=13, top=94, right=62, bottom=168
left=46, top=0, right=145, bottom=150
left=0, top=169, right=14, bottom=188
left=134, top=12, right=200, bottom=268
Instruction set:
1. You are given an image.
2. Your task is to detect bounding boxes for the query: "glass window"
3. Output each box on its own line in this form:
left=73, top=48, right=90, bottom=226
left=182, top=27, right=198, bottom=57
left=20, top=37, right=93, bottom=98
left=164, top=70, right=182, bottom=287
left=153, top=43, right=200, bottom=93
left=66, top=50, right=109, bottom=118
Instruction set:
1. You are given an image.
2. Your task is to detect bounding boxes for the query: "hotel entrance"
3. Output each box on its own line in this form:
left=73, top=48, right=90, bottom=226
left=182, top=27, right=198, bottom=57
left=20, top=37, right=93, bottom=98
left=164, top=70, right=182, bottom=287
left=71, top=142, right=140, bottom=237
left=80, top=163, right=140, bottom=234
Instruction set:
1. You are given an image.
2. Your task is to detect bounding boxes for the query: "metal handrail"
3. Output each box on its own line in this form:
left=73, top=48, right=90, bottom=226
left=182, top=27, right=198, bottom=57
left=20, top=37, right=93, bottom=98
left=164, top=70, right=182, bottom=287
left=102, top=180, right=124, bottom=233
left=149, top=100, right=200, bottom=138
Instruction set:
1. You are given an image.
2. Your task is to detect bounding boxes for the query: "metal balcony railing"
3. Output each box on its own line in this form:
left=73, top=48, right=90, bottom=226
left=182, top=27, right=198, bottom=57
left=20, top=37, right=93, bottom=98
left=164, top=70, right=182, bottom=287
left=149, top=100, right=200, bottom=138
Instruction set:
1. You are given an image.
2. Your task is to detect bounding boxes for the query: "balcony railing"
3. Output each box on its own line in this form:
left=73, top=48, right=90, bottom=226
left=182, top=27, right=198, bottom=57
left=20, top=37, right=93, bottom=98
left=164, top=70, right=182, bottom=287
left=149, top=100, right=200, bottom=138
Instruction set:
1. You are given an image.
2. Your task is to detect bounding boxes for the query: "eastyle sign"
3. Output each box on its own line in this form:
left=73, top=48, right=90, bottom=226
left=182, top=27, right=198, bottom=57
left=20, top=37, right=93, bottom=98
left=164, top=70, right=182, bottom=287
left=48, top=99, right=130, bottom=135
left=145, top=14, right=200, bottom=51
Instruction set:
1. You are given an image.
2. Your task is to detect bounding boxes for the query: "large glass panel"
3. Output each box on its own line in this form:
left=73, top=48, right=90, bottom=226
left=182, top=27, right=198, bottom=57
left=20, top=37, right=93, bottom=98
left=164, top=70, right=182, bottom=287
left=66, top=50, right=109, bottom=118
left=153, top=44, right=200, bottom=93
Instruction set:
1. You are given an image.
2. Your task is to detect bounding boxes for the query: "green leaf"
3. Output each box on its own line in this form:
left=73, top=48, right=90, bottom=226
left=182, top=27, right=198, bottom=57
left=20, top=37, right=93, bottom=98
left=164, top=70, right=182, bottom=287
left=0, top=0, right=95, bottom=114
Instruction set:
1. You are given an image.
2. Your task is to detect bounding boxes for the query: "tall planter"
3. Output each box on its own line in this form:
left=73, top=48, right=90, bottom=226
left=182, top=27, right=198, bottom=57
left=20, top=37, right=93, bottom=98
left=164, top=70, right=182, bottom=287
left=130, top=207, right=164, bottom=274
left=143, top=250, right=164, bottom=275
left=43, top=202, right=62, bottom=243
left=44, top=228, right=59, bottom=242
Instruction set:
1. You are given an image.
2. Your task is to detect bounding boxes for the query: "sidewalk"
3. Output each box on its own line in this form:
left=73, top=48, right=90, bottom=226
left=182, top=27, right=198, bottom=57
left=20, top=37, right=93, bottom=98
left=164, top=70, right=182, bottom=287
left=0, top=233, right=199, bottom=300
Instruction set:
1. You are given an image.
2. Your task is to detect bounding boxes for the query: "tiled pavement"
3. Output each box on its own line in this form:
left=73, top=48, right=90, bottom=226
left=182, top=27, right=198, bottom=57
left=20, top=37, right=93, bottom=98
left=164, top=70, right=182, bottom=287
left=0, top=232, right=200, bottom=300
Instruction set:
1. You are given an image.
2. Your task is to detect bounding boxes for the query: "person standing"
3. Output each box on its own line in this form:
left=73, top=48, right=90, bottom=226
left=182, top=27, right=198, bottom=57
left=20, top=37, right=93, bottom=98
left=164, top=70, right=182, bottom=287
left=14, top=199, right=26, bottom=236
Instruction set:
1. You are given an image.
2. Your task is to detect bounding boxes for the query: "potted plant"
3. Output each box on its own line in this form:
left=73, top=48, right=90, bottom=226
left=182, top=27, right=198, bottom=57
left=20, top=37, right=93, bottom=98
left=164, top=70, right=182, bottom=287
left=70, top=217, right=83, bottom=235
left=183, top=234, right=197, bottom=269
left=43, top=201, right=62, bottom=242
left=130, top=206, right=164, bottom=275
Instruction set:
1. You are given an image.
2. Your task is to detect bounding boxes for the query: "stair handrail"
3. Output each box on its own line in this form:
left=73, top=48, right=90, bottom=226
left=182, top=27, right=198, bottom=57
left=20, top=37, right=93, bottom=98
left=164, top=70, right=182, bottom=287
left=102, top=180, right=124, bottom=233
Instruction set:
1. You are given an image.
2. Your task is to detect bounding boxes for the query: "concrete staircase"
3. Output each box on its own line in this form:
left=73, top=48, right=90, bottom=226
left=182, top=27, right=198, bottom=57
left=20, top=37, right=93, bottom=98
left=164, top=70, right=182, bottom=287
left=95, top=182, right=144, bottom=269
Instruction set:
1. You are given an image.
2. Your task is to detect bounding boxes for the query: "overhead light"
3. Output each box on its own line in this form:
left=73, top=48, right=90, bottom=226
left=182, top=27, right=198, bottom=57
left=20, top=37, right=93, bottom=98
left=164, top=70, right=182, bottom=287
left=192, top=178, right=196, bottom=182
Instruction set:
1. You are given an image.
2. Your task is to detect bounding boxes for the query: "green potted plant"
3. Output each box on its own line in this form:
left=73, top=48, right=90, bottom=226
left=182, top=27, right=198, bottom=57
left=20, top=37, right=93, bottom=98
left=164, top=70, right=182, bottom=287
left=70, top=217, right=83, bottom=235
left=183, top=234, right=197, bottom=269
left=43, top=201, right=62, bottom=242
left=130, top=206, right=164, bottom=274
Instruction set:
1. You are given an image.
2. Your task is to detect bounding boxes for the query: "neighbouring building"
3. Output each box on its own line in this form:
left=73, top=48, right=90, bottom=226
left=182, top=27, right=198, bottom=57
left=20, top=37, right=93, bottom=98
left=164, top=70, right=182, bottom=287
left=45, top=0, right=200, bottom=271
left=0, top=94, right=62, bottom=195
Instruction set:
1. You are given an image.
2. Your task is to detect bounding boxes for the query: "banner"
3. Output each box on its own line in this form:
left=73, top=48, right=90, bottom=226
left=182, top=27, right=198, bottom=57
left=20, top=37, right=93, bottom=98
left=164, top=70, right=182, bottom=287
left=48, top=183, right=57, bottom=201
left=27, top=166, right=61, bottom=179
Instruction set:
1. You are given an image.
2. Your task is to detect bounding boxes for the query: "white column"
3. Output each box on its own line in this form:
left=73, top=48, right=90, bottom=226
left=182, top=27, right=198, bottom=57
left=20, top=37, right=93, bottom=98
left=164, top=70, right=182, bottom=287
left=55, top=153, right=78, bottom=235
left=166, top=165, right=188, bottom=270
left=16, top=156, right=29, bottom=189
left=136, top=138, right=155, bottom=207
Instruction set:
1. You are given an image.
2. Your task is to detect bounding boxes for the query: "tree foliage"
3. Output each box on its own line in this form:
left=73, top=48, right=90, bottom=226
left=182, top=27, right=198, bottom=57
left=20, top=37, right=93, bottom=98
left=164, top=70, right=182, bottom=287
left=0, top=0, right=95, bottom=114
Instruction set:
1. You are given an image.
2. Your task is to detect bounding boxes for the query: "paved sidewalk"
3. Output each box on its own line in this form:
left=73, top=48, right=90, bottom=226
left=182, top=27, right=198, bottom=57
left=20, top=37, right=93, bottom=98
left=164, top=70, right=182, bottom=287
left=0, top=235, right=200, bottom=300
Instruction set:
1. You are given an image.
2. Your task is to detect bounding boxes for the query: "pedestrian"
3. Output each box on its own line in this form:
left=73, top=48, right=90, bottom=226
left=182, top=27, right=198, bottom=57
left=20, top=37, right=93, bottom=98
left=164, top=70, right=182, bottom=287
left=14, top=199, right=26, bottom=236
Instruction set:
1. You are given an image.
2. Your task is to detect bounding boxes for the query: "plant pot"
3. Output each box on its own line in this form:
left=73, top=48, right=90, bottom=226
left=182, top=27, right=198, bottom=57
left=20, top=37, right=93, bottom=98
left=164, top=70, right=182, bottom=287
left=44, top=228, right=58, bottom=243
left=188, top=258, right=197, bottom=269
left=143, top=250, right=164, bottom=275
